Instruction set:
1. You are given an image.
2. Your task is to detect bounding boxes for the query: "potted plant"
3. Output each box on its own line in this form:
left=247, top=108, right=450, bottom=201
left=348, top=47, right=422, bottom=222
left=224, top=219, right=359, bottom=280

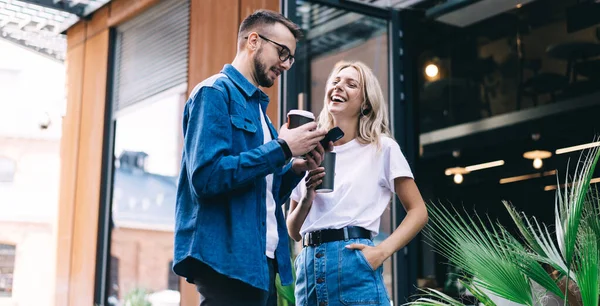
left=408, top=145, right=599, bottom=306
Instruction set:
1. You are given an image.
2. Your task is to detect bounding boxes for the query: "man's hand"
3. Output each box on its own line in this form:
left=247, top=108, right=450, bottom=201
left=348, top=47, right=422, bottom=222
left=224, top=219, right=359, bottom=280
left=291, top=142, right=332, bottom=175
left=279, top=122, right=327, bottom=157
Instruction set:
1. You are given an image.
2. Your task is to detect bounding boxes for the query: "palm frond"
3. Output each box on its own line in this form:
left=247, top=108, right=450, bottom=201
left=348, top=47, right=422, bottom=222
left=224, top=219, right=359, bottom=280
left=583, top=184, right=600, bottom=241
left=573, top=226, right=599, bottom=306
left=275, top=258, right=296, bottom=304
left=405, top=288, right=465, bottom=306
left=555, top=145, right=600, bottom=265
left=459, top=279, right=497, bottom=306
left=503, top=201, right=575, bottom=284
left=425, top=202, right=533, bottom=306
left=498, top=226, right=565, bottom=299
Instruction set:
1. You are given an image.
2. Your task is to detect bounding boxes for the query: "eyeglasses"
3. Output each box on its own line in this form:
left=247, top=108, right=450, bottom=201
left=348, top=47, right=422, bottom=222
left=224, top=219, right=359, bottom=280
left=245, top=33, right=295, bottom=65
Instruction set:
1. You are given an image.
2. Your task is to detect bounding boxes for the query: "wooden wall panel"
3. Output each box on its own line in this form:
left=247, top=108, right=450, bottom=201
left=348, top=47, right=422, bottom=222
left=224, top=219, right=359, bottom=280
left=87, top=6, right=109, bottom=38
left=108, top=0, right=159, bottom=27
left=240, top=0, right=281, bottom=127
left=55, top=42, right=85, bottom=306
left=188, top=0, right=240, bottom=95
left=68, top=29, right=110, bottom=306
left=67, top=22, right=87, bottom=49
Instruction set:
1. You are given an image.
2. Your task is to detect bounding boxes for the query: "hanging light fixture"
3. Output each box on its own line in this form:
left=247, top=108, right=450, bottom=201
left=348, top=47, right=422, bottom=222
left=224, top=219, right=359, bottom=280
left=444, top=160, right=505, bottom=185
left=523, top=150, right=552, bottom=169
left=445, top=167, right=469, bottom=184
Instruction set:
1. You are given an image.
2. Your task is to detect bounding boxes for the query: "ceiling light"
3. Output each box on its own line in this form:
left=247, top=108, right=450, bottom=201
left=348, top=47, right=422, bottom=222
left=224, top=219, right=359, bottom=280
left=544, top=177, right=600, bottom=191
left=523, top=150, right=551, bottom=169
left=445, top=160, right=504, bottom=184
left=499, top=170, right=556, bottom=184
left=445, top=167, right=469, bottom=176
left=464, top=160, right=505, bottom=172
left=445, top=160, right=504, bottom=175
left=555, top=141, right=600, bottom=155
left=425, top=64, right=439, bottom=78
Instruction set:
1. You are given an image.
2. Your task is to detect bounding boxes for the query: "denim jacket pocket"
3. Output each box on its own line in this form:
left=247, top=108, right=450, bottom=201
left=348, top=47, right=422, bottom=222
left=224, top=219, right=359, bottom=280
left=230, top=115, right=257, bottom=133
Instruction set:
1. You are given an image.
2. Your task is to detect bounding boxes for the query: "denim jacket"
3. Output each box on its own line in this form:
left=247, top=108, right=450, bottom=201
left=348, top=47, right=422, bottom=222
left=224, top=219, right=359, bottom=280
left=173, top=64, right=301, bottom=291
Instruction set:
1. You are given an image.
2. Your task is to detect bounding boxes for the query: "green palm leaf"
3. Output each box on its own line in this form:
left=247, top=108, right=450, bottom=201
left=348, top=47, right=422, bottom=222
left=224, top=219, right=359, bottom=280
left=555, top=145, right=600, bottom=265
left=405, top=287, right=465, bottom=306
left=459, top=279, right=497, bottom=306
left=504, top=201, right=572, bottom=279
left=498, top=226, right=564, bottom=299
left=425, top=203, right=533, bottom=305
left=583, top=185, right=600, bottom=242
left=573, top=226, right=599, bottom=306
left=275, top=257, right=296, bottom=304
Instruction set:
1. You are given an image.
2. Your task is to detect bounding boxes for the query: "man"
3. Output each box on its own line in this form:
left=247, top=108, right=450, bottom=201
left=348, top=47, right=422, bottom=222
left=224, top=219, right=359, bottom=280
left=173, top=10, right=328, bottom=306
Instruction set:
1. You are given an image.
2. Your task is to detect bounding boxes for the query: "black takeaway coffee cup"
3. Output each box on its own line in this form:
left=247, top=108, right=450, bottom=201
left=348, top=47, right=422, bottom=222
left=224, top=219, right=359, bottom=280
left=287, top=110, right=315, bottom=129
left=316, top=151, right=336, bottom=193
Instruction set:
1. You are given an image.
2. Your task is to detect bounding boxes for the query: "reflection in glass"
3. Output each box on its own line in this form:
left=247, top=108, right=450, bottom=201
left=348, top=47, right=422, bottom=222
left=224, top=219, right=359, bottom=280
left=0, top=244, right=15, bottom=297
left=109, top=93, right=183, bottom=305
left=419, top=0, right=600, bottom=133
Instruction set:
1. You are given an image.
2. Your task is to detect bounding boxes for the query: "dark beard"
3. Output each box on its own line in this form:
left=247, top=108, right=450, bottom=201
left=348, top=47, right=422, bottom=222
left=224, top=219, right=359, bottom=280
left=253, top=49, right=274, bottom=88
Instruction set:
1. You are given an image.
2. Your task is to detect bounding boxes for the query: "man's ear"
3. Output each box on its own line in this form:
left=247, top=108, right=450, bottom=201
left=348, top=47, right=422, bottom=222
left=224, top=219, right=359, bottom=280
left=246, top=32, right=260, bottom=51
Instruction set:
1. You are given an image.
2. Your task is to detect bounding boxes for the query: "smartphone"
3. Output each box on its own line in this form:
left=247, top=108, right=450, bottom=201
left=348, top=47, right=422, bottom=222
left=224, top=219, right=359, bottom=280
left=320, top=127, right=344, bottom=148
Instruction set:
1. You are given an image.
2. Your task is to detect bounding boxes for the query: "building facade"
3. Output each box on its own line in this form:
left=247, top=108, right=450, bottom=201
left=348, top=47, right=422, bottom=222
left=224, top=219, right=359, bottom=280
left=50, top=0, right=600, bottom=305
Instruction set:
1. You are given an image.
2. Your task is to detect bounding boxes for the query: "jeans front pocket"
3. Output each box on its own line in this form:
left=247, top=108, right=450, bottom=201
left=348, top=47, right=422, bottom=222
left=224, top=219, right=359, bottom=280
left=338, top=240, right=380, bottom=305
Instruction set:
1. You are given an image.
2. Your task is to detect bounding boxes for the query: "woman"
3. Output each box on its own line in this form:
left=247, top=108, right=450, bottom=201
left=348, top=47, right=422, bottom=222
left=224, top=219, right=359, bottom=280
left=287, top=61, right=429, bottom=306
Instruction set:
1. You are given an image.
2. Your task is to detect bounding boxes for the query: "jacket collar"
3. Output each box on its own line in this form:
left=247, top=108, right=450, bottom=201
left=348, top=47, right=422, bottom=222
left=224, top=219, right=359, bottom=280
left=222, top=64, right=261, bottom=98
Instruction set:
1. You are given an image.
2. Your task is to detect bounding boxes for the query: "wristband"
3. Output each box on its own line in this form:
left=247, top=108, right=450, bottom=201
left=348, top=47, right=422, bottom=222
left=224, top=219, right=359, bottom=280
left=276, top=138, right=293, bottom=160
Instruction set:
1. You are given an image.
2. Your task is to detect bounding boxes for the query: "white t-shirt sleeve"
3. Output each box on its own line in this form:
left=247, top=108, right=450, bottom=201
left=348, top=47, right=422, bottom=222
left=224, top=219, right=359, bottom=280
left=290, top=175, right=305, bottom=203
left=382, top=138, right=414, bottom=193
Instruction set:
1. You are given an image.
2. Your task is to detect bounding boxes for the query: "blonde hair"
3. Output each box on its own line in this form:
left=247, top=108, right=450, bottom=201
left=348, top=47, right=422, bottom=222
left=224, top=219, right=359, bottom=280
left=317, top=61, right=391, bottom=146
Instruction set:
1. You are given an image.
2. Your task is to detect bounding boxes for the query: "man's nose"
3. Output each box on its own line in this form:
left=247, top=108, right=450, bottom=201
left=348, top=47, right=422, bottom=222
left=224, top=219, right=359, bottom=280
left=280, top=59, right=292, bottom=70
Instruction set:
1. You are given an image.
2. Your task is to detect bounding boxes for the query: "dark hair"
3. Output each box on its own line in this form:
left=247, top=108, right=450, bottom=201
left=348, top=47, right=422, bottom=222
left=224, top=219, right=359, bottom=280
left=238, top=9, right=303, bottom=41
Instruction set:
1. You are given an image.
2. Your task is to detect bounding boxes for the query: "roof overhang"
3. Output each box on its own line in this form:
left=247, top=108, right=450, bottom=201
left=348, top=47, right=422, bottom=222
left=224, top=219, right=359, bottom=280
left=0, top=0, right=110, bottom=61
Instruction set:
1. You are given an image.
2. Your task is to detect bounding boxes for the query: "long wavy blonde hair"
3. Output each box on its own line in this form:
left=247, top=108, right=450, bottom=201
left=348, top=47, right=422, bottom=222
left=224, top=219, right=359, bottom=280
left=317, top=61, right=391, bottom=146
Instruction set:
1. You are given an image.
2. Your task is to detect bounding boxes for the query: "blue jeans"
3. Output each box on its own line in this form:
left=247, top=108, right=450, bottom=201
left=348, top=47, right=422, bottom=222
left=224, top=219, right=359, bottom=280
left=295, top=238, right=391, bottom=306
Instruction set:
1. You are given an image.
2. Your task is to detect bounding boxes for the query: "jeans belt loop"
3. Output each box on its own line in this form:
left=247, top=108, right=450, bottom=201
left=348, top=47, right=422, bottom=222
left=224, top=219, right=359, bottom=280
left=343, top=227, right=349, bottom=241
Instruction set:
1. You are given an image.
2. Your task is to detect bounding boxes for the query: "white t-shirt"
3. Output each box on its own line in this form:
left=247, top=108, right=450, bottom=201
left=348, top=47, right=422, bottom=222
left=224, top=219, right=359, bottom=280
left=259, top=106, right=278, bottom=259
left=290, top=136, right=413, bottom=237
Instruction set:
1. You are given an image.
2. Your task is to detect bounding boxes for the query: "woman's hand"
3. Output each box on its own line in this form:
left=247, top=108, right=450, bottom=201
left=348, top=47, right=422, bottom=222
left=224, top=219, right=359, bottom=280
left=303, top=167, right=325, bottom=202
left=345, top=244, right=388, bottom=271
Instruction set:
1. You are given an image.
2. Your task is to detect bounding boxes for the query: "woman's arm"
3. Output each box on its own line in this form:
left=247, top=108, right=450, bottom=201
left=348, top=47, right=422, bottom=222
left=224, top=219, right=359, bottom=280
left=287, top=199, right=309, bottom=242
left=347, top=177, right=428, bottom=269
left=286, top=167, right=326, bottom=241
left=377, top=177, right=428, bottom=257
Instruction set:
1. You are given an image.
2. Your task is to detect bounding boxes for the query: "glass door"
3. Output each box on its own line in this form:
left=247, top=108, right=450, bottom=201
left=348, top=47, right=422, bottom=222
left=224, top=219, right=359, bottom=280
left=283, top=0, right=395, bottom=299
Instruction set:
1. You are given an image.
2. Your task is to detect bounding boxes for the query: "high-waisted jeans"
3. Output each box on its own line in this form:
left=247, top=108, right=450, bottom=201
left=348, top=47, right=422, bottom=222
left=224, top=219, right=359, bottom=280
left=295, top=238, right=391, bottom=306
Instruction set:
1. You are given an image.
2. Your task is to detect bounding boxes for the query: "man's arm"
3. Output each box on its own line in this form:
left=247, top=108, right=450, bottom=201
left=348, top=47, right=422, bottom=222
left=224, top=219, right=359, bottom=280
left=185, top=86, right=287, bottom=198
left=276, top=164, right=304, bottom=204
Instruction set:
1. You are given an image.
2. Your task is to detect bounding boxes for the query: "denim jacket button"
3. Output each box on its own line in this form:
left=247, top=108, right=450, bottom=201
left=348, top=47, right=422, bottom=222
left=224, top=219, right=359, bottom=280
left=316, top=252, right=324, bottom=258
left=319, top=302, right=327, bottom=306
left=316, top=277, right=325, bottom=284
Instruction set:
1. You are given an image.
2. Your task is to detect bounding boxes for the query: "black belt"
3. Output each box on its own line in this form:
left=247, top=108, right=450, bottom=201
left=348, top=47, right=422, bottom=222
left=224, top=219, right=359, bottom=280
left=303, top=226, right=371, bottom=247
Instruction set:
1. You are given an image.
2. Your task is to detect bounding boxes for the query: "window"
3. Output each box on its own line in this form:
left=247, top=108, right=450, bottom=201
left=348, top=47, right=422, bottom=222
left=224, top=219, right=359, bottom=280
left=0, top=157, right=16, bottom=183
left=0, top=244, right=16, bottom=297
left=109, top=256, right=119, bottom=299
